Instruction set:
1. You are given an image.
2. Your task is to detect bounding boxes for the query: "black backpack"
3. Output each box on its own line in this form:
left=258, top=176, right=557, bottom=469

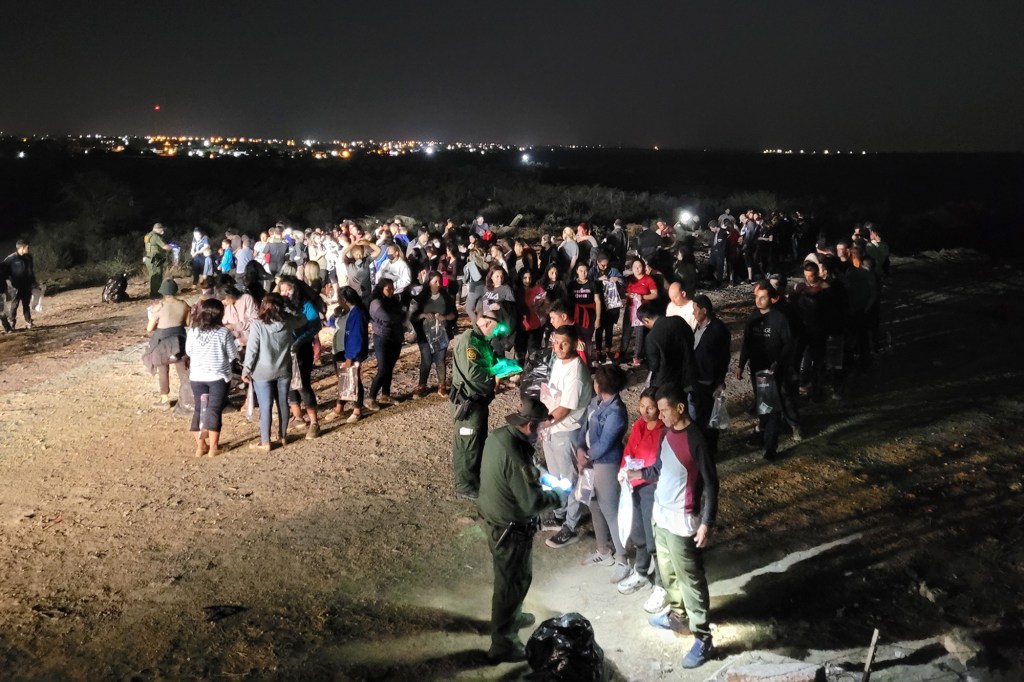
left=102, top=272, right=129, bottom=303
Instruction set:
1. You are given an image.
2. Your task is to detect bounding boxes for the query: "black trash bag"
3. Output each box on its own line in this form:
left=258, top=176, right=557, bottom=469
left=174, top=360, right=195, bottom=417
left=754, top=369, right=781, bottom=415
left=526, top=612, right=604, bottom=682
left=519, top=348, right=552, bottom=401
left=102, top=271, right=129, bottom=303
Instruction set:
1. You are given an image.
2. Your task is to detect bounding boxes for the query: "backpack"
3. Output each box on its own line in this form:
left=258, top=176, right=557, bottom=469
left=8, top=256, right=27, bottom=280
left=102, top=272, right=129, bottom=303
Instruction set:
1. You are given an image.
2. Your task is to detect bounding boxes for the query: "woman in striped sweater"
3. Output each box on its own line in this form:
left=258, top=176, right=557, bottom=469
left=186, top=298, right=239, bottom=457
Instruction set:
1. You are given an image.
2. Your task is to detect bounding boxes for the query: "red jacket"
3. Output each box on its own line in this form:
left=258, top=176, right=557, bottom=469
left=621, top=417, right=665, bottom=487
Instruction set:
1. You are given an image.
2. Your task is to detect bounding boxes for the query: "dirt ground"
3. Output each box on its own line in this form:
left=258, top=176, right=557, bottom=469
left=1, top=251, right=1023, bottom=681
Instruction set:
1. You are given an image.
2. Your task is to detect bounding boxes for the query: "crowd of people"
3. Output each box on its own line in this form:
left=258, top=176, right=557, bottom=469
left=133, top=210, right=892, bottom=670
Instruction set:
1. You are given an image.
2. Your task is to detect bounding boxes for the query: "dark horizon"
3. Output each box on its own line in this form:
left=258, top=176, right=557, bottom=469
left=3, top=2, right=1024, bottom=153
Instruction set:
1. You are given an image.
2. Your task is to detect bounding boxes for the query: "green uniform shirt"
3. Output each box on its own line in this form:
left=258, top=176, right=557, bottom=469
left=478, top=425, right=560, bottom=526
left=145, top=230, right=167, bottom=259
left=451, top=328, right=496, bottom=400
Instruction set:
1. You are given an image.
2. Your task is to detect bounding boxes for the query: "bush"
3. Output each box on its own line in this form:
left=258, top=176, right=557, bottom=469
left=30, top=221, right=143, bottom=292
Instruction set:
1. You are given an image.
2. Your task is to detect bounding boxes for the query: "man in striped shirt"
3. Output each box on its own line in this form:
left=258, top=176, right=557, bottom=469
left=628, top=383, right=719, bottom=669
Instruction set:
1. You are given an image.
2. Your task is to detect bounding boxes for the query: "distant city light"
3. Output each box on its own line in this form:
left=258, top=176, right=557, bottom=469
left=521, top=153, right=530, bottom=163
left=17, top=151, right=26, bottom=159
left=425, top=146, right=435, bottom=155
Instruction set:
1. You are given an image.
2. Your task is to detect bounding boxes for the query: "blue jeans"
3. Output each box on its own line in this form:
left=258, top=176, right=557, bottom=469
left=254, top=377, right=289, bottom=443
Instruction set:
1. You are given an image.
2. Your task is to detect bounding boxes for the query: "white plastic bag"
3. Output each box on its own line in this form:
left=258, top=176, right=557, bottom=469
left=31, top=286, right=45, bottom=313
left=289, top=353, right=302, bottom=391
left=617, top=477, right=633, bottom=550
left=708, top=393, right=730, bottom=430
left=574, top=468, right=595, bottom=505
left=337, top=364, right=359, bottom=402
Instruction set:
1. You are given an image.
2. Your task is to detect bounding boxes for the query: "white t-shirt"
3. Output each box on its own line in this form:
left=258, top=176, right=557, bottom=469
left=541, top=357, right=593, bottom=434
left=666, top=300, right=697, bottom=330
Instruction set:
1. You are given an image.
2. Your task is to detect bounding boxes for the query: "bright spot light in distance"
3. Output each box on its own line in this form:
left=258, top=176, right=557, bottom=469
left=521, top=153, right=530, bottom=163
left=680, top=211, right=692, bottom=223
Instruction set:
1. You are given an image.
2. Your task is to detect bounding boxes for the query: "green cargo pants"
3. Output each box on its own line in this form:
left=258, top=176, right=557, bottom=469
left=486, top=521, right=534, bottom=653
left=451, top=401, right=488, bottom=495
left=653, top=521, right=711, bottom=639
left=146, top=260, right=164, bottom=298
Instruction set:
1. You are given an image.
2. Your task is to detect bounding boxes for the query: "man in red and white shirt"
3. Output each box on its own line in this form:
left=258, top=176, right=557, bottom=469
left=628, top=383, right=719, bottom=669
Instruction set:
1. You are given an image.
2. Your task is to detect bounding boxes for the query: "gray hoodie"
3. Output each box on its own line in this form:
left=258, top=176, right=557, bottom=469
left=243, top=316, right=304, bottom=381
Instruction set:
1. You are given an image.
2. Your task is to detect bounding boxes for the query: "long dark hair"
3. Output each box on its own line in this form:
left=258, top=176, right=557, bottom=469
left=415, top=271, right=450, bottom=309
left=196, top=298, right=225, bottom=330
left=371, top=277, right=395, bottom=301
left=258, top=292, right=286, bottom=324
left=338, top=285, right=368, bottom=315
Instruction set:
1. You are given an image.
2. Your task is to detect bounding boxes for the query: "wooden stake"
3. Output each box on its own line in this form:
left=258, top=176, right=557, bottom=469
left=862, top=628, right=880, bottom=682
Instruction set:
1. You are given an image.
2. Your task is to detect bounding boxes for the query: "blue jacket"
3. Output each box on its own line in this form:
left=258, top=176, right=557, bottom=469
left=342, top=306, right=369, bottom=362
left=575, top=393, right=628, bottom=464
left=292, top=300, right=322, bottom=347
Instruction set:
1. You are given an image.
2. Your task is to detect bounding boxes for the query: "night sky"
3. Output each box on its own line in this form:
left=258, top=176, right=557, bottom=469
left=3, top=1, right=1023, bottom=151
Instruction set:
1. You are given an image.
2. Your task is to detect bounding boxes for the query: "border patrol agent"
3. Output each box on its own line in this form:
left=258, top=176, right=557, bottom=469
left=450, top=312, right=501, bottom=498
left=477, top=397, right=566, bottom=663
left=144, top=222, right=172, bottom=298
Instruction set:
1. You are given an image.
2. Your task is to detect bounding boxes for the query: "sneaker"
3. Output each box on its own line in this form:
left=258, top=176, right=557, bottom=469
left=545, top=525, right=579, bottom=548
left=486, top=642, right=527, bottom=664
left=580, top=550, right=614, bottom=567
left=345, top=412, right=360, bottom=424
left=152, top=398, right=172, bottom=410
left=305, top=422, right=320, bottom=440
left=364, top=399, right=380, bottom=412
left=455, top=489, right=479, bottom=501
left=377, top=394, right=392, bottom=405
left=412, top=386, right=426, bottom=400
left=791, top=426, right=803, bottom=442
left=248, top=442, right=271, bottom=454
left=25, top=322, right=34, bottom=329
left=540, top=515, right=563, bottom=532
left=610, top=561, right=631, bottom=583
left=288, top=416, right=308, bottom=431
left=648, top=611, right=689, bottom=633
left=680, top=637, right=714, bottom=669
left=617, top=569, right=652, bottom=595
left=643, top=586, right=670, bottom=613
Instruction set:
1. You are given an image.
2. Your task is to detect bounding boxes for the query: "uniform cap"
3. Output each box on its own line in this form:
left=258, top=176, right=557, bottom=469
left=506, top=397, right=550, bottom=426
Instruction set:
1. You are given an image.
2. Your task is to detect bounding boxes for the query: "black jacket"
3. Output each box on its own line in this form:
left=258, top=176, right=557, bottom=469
left=738, top=308, right=793, bottom=373
left=645, top=315, right=697, bottom=393
left=694, top=316, right=731, bottom=387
